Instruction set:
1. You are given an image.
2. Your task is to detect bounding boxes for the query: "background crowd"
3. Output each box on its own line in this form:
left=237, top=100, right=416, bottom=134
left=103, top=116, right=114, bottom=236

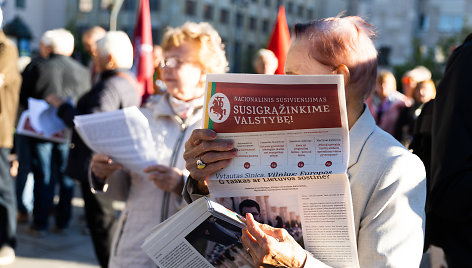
left=0, top=2, right=471, bottom=268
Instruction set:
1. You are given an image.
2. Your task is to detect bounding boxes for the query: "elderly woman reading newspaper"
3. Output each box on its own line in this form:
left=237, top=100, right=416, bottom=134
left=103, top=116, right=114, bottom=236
left=89, top=22, right=228, bottom=267
left=182, top=16, right=426, bottom=267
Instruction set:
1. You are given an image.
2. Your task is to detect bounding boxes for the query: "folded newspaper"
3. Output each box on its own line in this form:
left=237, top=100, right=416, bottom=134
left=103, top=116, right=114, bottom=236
left=73, top=106, right=158, bottom=173
left=142, top=197, right=250, bottom=267
left=143, top=74, right=360, bottom=268
left=16, top=98, right=70, bottom=143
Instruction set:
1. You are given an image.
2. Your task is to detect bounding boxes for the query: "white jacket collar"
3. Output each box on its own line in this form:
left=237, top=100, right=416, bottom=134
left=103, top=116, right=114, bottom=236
left=348, top=104, right=377, bottom=168
left=148, top=94, right=203, bottom=125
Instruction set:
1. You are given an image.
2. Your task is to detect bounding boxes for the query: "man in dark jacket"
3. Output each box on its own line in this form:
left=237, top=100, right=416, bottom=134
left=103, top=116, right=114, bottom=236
left=429, top=33, right=472, bottom=266
left=28, top=29, right=90, bottom=236
left=0, top=7, right=21, bottom=266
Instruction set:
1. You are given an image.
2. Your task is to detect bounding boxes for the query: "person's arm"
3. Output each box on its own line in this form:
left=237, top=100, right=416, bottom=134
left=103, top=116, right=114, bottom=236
left=357, top=153, right=426, bottom=267
left=35, top=62, right=62, bottom=98
left=89, top=153, right=131, bottom=201
left=144, top=164, right=184, bottom=196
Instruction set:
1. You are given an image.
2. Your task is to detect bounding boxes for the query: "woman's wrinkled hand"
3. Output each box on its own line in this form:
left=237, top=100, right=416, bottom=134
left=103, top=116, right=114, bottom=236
left=91, top=154, right=123, bottom=180
left=144, top=165, right=184, bottom=195
left=241, top=213, right=307, bottom=268
left=183, top=129, right=237, bottom=192
left=45, top=94, right=65, bottom=108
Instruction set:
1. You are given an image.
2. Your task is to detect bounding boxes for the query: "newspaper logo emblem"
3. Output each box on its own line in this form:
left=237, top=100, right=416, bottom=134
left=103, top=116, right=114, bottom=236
left=208, top=93, right=230, bottom=123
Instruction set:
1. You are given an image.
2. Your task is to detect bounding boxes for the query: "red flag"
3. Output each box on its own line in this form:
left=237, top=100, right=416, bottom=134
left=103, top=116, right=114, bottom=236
left=267, top=6, right=291, bottom=75
left=132, top=0, right=154, bottom=104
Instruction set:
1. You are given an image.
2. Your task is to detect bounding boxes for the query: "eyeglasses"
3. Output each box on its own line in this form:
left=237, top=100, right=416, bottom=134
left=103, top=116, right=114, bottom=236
left=160, top=57, right=199, bottom=69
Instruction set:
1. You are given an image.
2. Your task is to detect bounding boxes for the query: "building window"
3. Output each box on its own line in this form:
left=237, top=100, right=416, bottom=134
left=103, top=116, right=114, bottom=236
left=220, top=9, right=230, bottom=24
left=16, top=0, right=25, bottom=8
left=78, top=0, right=93, bottom=12
left=123, top=0, right=135, bottom=11
left=418, top=13, right=430, bottom=32
left=262, top=19, right=269, bottom=33
left=249, top=17, right=257, bottom=31
left=276, top=0, right=283, bottom=9
left=152, top=27, right=161, bottom=44
left=150, top=0, right=160, bottom=11
left=307, top=8, right=314, bottom=20
left=203, top=4, right=214, bottom=20
left=236, top=13, right=244, bottom=28
left=438, top=15, right=463, bottom=33
left=297, top=5, right=303, bottom=17
left=185, top=0, right=196, bottom=16
left=287, top=2, right=293, bottom=14
left=264, top=0, right=271, bottom=7
left=377, top=46, right=391, bottom=66
left=234, top=41, right=241, bottom=72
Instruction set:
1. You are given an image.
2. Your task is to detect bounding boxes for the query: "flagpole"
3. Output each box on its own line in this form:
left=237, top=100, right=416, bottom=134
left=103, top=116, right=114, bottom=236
left=110, top=0, right=124, bottom=31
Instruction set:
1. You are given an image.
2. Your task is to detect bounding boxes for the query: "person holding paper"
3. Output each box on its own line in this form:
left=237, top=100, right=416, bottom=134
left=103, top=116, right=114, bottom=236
left=46, top=31, right=140, bottom=268
left=183, top=16, right=426, bottom=267
left=89, top=22, right=228, bottom=268
left=26, top=29, right=90, bottom=237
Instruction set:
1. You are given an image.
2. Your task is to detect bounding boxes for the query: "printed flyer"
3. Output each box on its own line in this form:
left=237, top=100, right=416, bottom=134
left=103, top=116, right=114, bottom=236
left=204, top=74, right=349, bottom=180
left=202, top=74, right=359, bottom=267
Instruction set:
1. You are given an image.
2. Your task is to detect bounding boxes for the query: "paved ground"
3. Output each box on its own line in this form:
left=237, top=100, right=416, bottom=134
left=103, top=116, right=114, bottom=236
left=4, top=182, right=124, bottom=268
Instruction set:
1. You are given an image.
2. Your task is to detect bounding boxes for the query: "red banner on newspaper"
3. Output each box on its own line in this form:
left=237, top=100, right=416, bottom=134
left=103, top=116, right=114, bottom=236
left=205, top=82, right=340, bottom=133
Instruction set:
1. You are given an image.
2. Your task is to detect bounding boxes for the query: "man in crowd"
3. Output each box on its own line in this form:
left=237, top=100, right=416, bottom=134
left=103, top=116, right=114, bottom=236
left=0, top=6, right=21, bottom=266
left=28, top=29, right=90, bottom=236
left=15, top=29, right=56, bottom=225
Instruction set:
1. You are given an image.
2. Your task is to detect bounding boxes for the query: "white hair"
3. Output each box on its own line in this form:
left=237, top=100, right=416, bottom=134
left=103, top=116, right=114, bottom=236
left=40, top=30, right=55, bottom=47
left=0, top=7, right=3, bottom=27
left=96, top=31, right=133, bottom=69
left=253, top=49, right=278, bottom=68
left=404, top=65, right=432, bottom=83
left=42, top=29, right=75, bottom=56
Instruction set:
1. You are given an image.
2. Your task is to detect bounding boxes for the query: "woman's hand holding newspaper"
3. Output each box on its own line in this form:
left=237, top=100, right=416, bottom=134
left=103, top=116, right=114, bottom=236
left=183, top=129, right=237, bottom=193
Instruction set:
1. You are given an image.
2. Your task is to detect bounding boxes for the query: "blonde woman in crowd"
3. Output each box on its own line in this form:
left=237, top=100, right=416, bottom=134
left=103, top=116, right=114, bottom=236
left=90, top=22, right=228, bottom=267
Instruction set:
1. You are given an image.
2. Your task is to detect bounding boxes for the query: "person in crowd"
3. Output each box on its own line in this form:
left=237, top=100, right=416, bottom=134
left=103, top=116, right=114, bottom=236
left=401, top=65, right=431, bottom=101
left=367, top=70, right=410, bottom=139
left=252, top=48, right=278, bottom=74
left=396, top=79, right=436, bottom=147
left=239, top=199, right=263, bottom=223
left=152, top=45, right=166, bottom=94
left=27, top=29, right=90, bottom=236
left=15, top=31, right=56, bottom=225
left=183, top=16, right=426, bottom=267
left=89, top=22, right=228, bottom=267
left=82, top=26, right=106, bottom=84
left=428, top=33, right=472, bottom=267
left=46, top=31, right=139, bottom=268
left=0, top=7, right=21, bottom=266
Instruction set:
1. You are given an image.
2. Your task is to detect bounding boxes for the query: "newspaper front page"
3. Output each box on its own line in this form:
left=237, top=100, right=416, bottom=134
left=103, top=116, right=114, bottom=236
left=204, top=74, right=359, bottom=267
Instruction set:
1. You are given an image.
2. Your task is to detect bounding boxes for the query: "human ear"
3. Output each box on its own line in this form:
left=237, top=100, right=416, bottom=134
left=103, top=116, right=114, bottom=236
left=106, top=54, right=115, bottom=70
left=335, top=64, right=350, bottom=86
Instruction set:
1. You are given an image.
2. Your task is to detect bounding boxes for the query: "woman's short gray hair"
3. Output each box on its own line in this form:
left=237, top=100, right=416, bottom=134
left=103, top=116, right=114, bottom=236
left=96, top=31, right=133, bottom=69
left=41, top=29, right=74, bottom=56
